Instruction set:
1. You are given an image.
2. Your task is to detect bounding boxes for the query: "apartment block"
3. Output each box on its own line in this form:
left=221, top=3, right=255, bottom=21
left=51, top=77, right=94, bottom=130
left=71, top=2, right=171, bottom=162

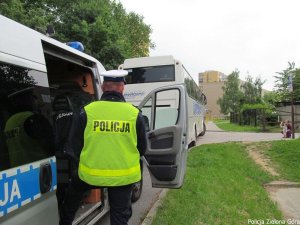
left=199, top=71, right=227, bottom=119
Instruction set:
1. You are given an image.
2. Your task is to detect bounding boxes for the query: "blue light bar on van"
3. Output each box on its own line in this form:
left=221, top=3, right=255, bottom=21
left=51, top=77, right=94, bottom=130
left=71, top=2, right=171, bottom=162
left=66, top=42, right=84, bottom=52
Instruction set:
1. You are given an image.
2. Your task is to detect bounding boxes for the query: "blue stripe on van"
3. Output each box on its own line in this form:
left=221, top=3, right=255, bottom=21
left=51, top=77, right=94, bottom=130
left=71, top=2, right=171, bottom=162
left=0, top=157, right=57, bottom=217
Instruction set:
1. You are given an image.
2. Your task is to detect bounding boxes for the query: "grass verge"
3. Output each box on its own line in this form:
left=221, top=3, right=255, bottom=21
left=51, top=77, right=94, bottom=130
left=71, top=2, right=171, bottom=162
left=151, top=143, right=283, bottom=225
left=214, top=120, right=281, bottom=133
left=267, top=139, right=300, bottom=182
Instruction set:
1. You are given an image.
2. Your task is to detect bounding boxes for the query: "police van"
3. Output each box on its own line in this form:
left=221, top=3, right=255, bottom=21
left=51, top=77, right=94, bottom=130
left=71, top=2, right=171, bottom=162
left=0, top=15, right=189, bottom=225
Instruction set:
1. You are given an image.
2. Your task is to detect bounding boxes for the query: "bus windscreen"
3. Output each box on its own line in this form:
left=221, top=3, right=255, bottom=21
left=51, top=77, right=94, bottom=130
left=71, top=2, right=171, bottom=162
left=125, top=65, right=175, bottom=84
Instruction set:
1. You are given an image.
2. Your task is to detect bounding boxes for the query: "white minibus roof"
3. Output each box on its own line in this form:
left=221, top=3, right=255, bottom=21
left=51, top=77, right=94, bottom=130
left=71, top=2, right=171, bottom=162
left=122, top=55, right=178, bottom=69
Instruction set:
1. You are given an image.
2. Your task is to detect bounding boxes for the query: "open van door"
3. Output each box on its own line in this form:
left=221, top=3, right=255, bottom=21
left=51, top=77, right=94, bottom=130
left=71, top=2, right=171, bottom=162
left=138, top=85, right=188, bottom=188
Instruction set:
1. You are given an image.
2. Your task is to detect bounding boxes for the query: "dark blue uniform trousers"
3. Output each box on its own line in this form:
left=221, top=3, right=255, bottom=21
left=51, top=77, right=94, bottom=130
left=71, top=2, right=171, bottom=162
left=59, top=174, right=133, bottom=225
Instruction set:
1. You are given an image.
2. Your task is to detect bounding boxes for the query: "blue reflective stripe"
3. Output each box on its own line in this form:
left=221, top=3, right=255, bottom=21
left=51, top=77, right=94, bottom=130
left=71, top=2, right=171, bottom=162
left=0, top=157, right=57, bottom=217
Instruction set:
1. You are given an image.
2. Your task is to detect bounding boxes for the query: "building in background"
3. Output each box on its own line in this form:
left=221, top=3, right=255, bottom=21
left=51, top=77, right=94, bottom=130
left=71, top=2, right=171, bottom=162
left=199, top=71, right=227, bottom=120
left=199, top=70, right=227, bottom=83
left=199, top=71, right=268, bottom=120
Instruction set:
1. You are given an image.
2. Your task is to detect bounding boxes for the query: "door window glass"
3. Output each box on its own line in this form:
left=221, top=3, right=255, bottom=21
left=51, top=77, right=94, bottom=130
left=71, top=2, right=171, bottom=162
left=154, top=89, right=180, bottom=129
left=0, top=62, right=54, bottom=171
left=140, top=97, right=152, bottom=132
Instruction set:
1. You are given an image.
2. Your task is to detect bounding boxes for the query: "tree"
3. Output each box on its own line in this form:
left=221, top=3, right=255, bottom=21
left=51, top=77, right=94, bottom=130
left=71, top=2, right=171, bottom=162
left=241, top=75, right=264, bottom=103
left=0, top=0, right=154, bottom=69
left=217, top=70, right=243, bottom=122
left=0, top=0, right=59, bottom=32
left=124, top=12, right=155, bottom=57
left=240, top=75, right=265, bottom=126
left=263, top=91, right=281, bottom=106
left=274, top=62, right=300, bottom=137
left=292, top=68, right=300, bottom=101
left=0, top=64, right=36, bottom=94
left=274, top=62, right=299, bottom=102
left=240, top=102, right=274, bottom=131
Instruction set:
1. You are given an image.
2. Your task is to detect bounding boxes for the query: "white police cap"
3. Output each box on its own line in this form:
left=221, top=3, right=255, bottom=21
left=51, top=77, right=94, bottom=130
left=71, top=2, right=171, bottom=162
left=99, top=70, right=128, bottom=78
left=100, top=70, right=128, bottom=83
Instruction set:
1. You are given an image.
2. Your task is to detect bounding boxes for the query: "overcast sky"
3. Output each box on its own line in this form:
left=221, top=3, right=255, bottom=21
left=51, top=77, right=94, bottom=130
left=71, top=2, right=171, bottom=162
left=118, top=0, right=300, bottom=90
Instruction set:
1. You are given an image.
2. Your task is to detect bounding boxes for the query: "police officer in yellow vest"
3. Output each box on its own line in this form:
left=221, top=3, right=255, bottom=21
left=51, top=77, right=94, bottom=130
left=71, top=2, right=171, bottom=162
left=59, top=70, right=147, bottom=225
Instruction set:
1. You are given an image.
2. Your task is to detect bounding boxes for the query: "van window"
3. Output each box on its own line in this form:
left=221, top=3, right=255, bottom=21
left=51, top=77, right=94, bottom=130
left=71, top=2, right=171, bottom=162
left=0, top=62, right=54, bottom=171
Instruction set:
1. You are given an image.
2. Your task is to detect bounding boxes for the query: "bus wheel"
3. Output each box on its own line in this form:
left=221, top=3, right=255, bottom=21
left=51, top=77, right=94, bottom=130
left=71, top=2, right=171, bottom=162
left=199, top=122, right=206, bottom=136
left=131, top=160, right=143, bottom=202
left=131, top=180, right=143, bottom=202
left=193, top=127, right=197, bottom=146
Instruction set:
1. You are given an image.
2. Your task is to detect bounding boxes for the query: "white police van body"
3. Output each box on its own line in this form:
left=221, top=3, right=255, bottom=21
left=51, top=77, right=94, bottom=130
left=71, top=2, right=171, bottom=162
left=0, top=15, right=188, bottom=224
left=0, top=15, right=107, bottom=225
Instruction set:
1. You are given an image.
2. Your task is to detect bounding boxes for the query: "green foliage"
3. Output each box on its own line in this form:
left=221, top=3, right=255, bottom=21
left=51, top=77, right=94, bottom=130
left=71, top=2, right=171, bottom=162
left=125, top=12, right=155, bottom=57
left=0, top=63, right=36, bottom=94
left=0, top=0, right=56, bottom=32
left=274, top=62, right=300, bottom=102
left=241, top=75, right=264, bottom=104
left=293, top=68, right=300, bottom=100
left=263, top=91, right=281, bottom=106
left=217, top=71, right=268, bottom=126
left=217, top=70, right=243, bottom=114
left=240, top=76, right=267, bottom=127
left=0, top=0, right=154, bottom=69
left=217, top=70, right=276, bottom=128
left=241, top=103, right=271, bottom=113
left=274, top=62, right=293, bottom=101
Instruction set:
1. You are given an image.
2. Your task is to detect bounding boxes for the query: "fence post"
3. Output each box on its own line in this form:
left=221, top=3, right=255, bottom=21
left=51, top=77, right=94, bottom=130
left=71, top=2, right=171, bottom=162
left=291, top=99, right=295, bottom=139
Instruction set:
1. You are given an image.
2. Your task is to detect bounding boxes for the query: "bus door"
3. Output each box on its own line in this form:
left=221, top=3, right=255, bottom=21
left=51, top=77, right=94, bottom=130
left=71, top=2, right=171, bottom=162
left=138, top=85, right=188, bottom=188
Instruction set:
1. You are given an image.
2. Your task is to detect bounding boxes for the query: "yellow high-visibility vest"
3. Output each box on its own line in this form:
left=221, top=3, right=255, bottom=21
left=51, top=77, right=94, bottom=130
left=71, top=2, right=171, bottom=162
left=4, top=111, right=48, bottom=167
left=78, top=101, right=141, bottom=186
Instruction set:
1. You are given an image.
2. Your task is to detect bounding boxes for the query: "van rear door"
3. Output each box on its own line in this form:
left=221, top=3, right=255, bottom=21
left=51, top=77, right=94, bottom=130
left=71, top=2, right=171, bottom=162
left=138, top=85, right=188, bottom=188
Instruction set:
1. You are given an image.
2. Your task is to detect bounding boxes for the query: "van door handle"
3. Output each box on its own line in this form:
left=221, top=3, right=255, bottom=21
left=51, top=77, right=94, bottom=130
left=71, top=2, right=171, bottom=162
left=39, top=162, right=52, bottom=194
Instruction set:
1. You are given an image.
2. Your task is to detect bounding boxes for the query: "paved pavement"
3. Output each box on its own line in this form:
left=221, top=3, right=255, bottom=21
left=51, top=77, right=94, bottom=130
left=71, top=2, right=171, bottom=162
left=197, top=121, right=299, bottom=145
left=265, top=181, right=300, bottom=220
left=273, top=188, right=300, bottom=220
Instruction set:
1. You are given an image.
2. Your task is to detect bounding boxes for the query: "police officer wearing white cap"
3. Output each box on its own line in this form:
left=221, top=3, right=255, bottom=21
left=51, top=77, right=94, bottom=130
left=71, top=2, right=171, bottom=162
left=59, top=70, right=147, bottom=225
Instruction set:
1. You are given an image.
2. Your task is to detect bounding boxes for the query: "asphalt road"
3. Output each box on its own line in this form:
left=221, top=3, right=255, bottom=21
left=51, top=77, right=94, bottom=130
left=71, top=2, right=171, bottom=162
left=96, top=121, right=299, bottom=225
left=196, top=122, right=291, bottom=145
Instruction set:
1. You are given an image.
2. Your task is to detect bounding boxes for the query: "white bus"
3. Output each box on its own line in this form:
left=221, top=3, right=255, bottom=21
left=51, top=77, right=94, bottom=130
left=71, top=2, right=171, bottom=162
left=119, top=55, right=207, bottom=147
